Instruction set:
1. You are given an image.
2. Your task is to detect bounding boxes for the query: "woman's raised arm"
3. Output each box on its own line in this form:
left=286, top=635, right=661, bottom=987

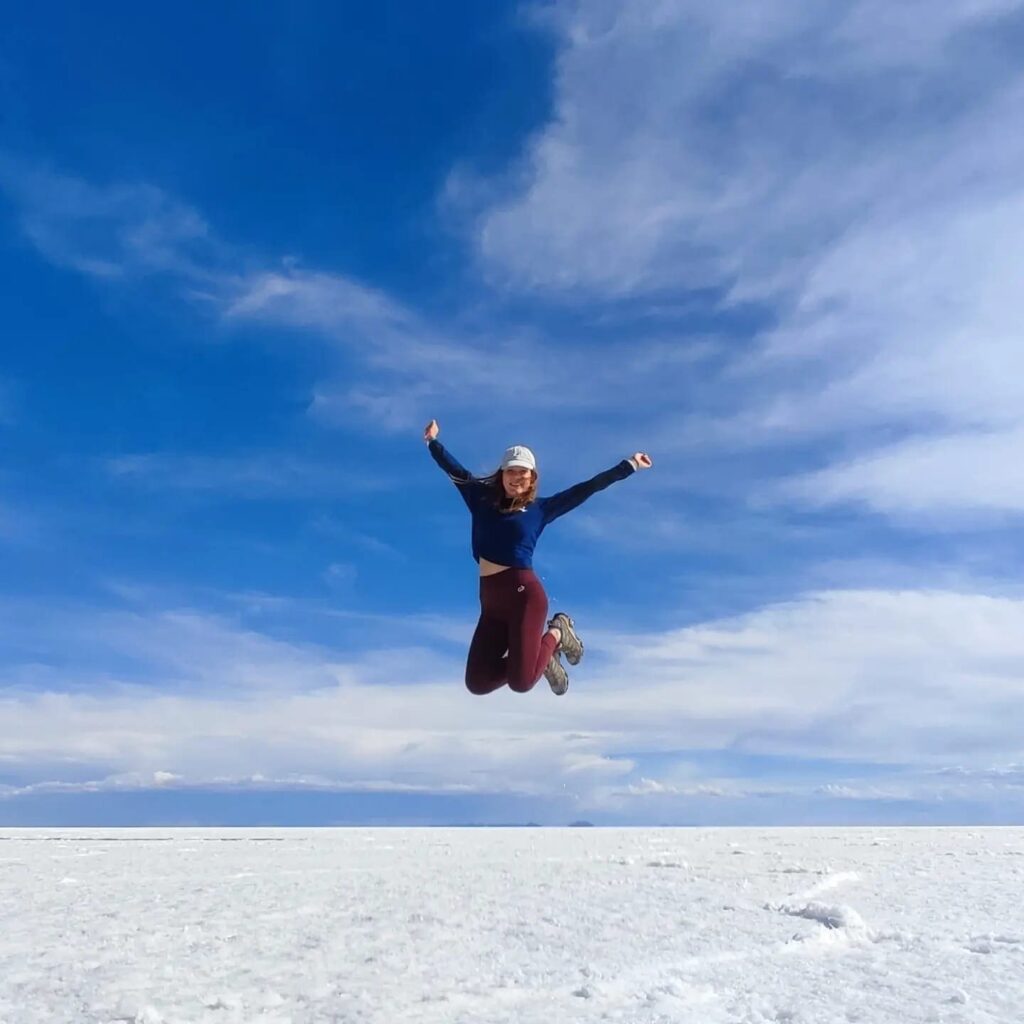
left=541, top=451, right=652, bottom=524
left=424, top=420, right=474, bottom=485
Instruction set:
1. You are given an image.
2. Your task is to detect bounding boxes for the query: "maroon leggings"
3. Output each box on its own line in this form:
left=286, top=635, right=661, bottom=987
left=465, top=568, right=558, bottom=695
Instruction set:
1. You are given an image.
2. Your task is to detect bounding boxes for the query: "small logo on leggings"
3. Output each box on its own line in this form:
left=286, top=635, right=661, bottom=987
left=517, top=585, right=525, bottom=593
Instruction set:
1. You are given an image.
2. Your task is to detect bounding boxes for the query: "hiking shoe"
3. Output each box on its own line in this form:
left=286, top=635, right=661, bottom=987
left=544, top=650, right=569, bottom=696
left=548, top=612, right=584, bottom=666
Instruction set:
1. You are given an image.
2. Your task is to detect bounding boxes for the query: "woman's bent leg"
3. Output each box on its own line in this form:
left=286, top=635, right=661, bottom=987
left=464, top=614, right=509, bottom=695
left=505, top=575, right=558, bottom=693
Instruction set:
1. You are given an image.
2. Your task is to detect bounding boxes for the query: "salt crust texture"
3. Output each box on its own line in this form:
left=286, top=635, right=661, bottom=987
left=1, top=827, right=1022, bottom=1023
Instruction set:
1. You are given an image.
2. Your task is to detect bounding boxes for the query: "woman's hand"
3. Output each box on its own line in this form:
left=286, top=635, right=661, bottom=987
left=630, top=452, right=653, bottom=470
left=424, top=419, right=439, bottom=443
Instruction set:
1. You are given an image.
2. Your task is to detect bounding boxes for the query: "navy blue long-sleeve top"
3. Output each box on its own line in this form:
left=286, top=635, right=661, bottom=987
left=428, top=439, right=635, bottom=567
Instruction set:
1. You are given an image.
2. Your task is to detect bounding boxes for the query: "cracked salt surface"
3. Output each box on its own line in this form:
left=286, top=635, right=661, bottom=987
left=1, top=827, right=1022, bottom=1022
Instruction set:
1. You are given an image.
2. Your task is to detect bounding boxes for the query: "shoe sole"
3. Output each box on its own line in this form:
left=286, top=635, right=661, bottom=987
left=544, top=655, right=569, bottom=696
left=551, top=613, right=584, bottom=666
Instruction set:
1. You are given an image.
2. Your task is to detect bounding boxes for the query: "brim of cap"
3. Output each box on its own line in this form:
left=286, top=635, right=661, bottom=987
left=502, top=460, right=535, bottom=470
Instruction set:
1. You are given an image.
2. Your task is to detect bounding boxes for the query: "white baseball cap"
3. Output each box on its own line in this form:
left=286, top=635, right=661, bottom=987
left=501, top=445, right=536, bottom=471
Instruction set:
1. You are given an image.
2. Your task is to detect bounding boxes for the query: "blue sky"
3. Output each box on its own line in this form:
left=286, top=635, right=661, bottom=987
left=2, top=0, right=1024, bottom=826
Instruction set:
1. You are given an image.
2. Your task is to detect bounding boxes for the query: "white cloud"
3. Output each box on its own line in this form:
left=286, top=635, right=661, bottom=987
left=468, top=1, right=1022, bottom=298
left=0, top=157, right=220, bottom=280
left=0, top=159, right=613, bottom=438
left=602, top=769, right=1024, bottom=814
left=622, top=777, right=729, bottom=798
left=0, top=773, right=482, bottom=800
left=2, top=588, right=1024, bottom=813
left=459, top=1, right=1024, bottom=518
left=322, top=562, right=357, bottom=591
left=0, top=154, right=732, bottom=482
left=932, top=763, right=1024, bottom=785
left=783, top=427, right=1024, bottom=515
left=222, top=269, right=413, bottom=340
left=0, top=600, right=627, bottom=800
left=567, top=587, right=1024, bottom=767
left=0, top=160, right=438, bottom=393
left=105, top=452, right=394, bottom=498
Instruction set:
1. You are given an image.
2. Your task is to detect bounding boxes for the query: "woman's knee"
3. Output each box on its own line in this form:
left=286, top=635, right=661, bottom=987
left=506, top=670, right=537, bottom=693
left=465, top=669, right=497, bottom=696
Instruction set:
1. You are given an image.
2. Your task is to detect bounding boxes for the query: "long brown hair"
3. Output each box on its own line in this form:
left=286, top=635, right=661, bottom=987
left=480, top=468, right=538, bottom=513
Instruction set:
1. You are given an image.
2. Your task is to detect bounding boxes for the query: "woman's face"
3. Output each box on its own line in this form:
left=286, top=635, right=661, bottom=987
left=502, top=466, right=534, bottom=499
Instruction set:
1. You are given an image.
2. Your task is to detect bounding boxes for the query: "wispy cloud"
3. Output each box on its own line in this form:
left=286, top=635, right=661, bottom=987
left=104, top=452, right=395, bottom=499
left=593, top=767, right=1024, bottom=825
left=455, top=1, right=1024, bottom=517
left=782, top=427, right=1024, bottom=517
left=0, top=158, right=611, bottom=438
left=0, top=152, right=725, bottom=493
left=0, top=156, right=222, bottom=281
left=0, top=597, right=624, bottom=801
left=465, top=1, right=1022, bottom=299
left=2, top=587, right=1023, bottom=817
left=577, top=587, right=1024, bottom=767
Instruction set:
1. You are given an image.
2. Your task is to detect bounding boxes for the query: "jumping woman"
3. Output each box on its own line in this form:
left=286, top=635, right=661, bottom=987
left=424, top=420, right=653, bottom=696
